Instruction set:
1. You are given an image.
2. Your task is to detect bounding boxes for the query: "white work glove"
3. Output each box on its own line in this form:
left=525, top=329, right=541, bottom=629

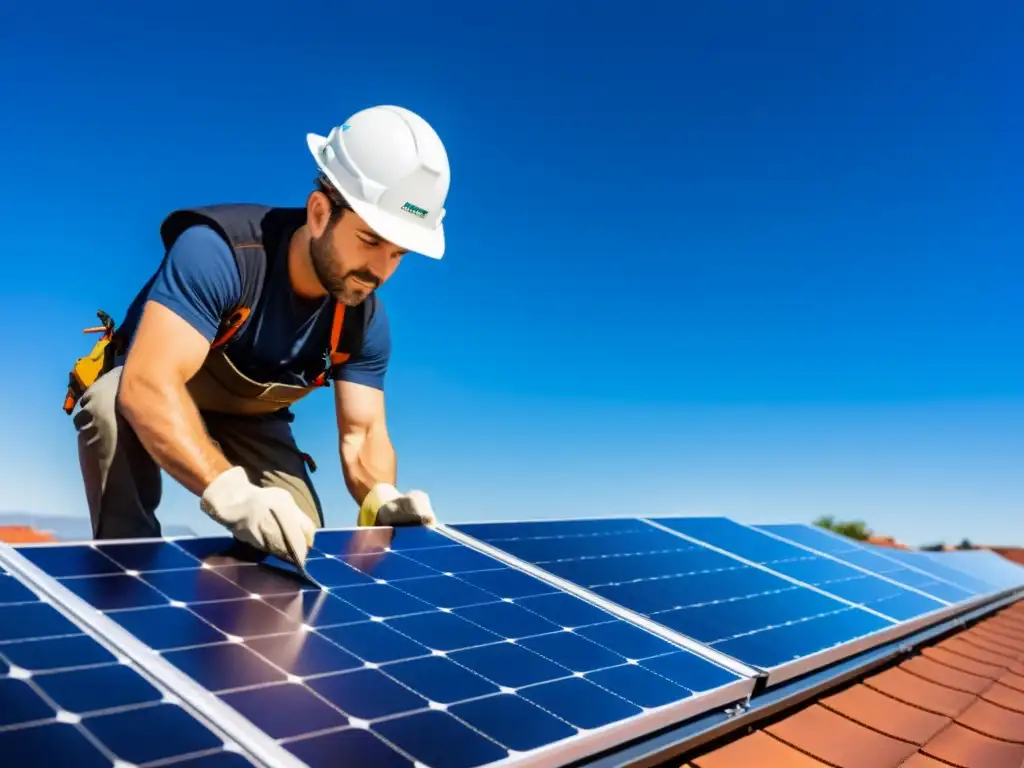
left=200, top=467, right=316, bottom=566
left=358, top=483, right=437, bottom=527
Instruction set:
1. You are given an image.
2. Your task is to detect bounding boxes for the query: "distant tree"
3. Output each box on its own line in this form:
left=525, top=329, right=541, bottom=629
left=813, top=515, right=871, bottom=541
left=920, top=542, right=945, bottom=551
left=956, top=538, right=973, bottom=550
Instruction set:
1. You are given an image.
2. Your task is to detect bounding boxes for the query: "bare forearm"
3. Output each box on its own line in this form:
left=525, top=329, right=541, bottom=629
left=118, top=376, right=232, bottom=496
left=340, top=426, right=397, bottom=505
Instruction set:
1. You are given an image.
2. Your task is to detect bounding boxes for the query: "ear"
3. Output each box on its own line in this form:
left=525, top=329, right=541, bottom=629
left=306, top=189, right=333, bottom=239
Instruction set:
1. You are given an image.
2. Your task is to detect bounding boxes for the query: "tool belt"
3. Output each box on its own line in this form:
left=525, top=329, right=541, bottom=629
left=62, top=310, right=121, bottom=414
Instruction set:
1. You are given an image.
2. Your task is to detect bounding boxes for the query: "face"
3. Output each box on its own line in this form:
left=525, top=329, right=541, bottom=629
left=308, top=193, right=407, bottom=306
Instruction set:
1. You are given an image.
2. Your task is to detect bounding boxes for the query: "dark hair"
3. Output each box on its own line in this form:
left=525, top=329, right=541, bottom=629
left=315, top=173, right=351, bottom=225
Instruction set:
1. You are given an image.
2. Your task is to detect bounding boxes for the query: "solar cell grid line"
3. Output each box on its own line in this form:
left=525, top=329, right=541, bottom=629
left=646, top=516, right=951, bottom=621
left=0, top=551, right=259, bottom=768
left=755, top=523, right=992, bottom=603
left=13, top=527, right=757, bottom=768
left=447, top=518, right=900, bottom=683
left=437, top=524, right=761, bottom=681
left=0, top=542, right=303, bottom=768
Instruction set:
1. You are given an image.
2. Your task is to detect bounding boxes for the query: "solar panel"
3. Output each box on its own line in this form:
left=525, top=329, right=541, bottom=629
left=648, top=517, right=949, bottom=620
left=0, top=560, right=255, bottom=767
left=920, top=550, right=1024, bottom=591
left=755, top=523, right=984, bottom=604
left=858, top=545, right=1001, bottom=595
left=448, top=518, right=901, bottom=680
left=7, top=527, right=755, bottom=768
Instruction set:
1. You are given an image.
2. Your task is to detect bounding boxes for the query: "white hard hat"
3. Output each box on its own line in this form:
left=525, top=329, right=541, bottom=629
left=306, top=105, right=450, bottom=259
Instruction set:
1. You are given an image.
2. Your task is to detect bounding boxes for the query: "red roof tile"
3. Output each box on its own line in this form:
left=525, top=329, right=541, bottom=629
left=687, top=731, right=827, bottom=767
left=920, top=722, right=1024, bottom=768
left=955, top=698, right=1024, bottom=743
left=981, top=681, right=1024, bottom=713
left=865, top=666, right=978, bottom=717
left=674, top=599, right=1024, bottom=768
left=0, top=525, right=56, bottom=543
left=764, top=703, right=920, bottom=767
left=818, top=684, right=949, bottom=745
left=999, top=670, right=1024, bottom=693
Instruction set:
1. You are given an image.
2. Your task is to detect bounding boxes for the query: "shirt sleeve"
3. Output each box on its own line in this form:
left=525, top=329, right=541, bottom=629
left=333, top=299, right=391, bottom=390
left=146, top=224, right=242, bottom=342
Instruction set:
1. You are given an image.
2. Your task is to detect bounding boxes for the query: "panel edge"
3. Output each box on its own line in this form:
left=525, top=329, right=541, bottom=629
left=435, top=524, right=761, bottom=681
left=0, top=542, right=308, bottom=768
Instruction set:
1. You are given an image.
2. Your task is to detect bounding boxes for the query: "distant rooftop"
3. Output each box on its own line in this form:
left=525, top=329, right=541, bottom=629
left=0, top=512, right=197, bottom=543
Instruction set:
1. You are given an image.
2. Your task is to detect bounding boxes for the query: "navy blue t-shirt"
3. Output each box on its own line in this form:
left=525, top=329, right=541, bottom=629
left=118, top=224, right=390, bottom=391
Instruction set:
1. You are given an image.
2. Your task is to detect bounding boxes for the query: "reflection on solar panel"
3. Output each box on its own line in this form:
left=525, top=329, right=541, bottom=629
left=860, top=545, right=999, bottom=595
left=650, top=517, right=948, bottom=621
left=0, top=562, right=252, bottom=767
left=755, top=523, right=981, bottom=603
left=448, top=518, right=900, bottom=675
left=2, top=518, right=1020, bottom=768
left=920, top=549, right=1024, bottom=591
left=5, top=527, right=753, bottom=768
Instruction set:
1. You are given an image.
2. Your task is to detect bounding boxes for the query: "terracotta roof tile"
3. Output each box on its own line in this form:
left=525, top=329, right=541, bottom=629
left=955, top=698, right=1024, bottom=743
left=688, top=731, right=827, bottom=768
left=764, top=704, right=919, bottom=767
left=980, top=681, right=1024, bottom=714
left=978, top=621, right=1024, bottom=643
left=679, top=599, right=1024, bottom=768
left=998, top=670, right=1024, bottom=693
left=939, top=635, right=1020, bottom=667
left=865, top=667, right=978, bottom=717
left=898, top=755, right=955, bottom=768
left=818, top=683, right=949, bottom=745
left=920, top=645, right=1008, bottom=679
left=920, top=722, right=1024, bottom=768
left=990, top=616, right=1024, bottom=635
left=901, top=654, right=995, bottom=694
left=959, top=628, right=1023, bottom=657
left=0, top=525, right=56, bottom=543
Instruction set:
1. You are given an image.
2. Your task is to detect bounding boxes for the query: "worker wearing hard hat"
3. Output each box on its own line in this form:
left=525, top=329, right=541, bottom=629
left=62, top=105, right=448, bottom=567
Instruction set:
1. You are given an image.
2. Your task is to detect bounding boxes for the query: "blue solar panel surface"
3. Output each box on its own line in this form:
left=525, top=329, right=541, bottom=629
left=650, top=517, right=948, bottom=621
left=867, top=547, right=1003, bottom=595
left=16, top=527, right=747, bottom=768
left=450, top=519, right=896, bottom=669
left=755, top=524, right=986, bottom=603
left=0, top=562, right=251, bottom=767
left=930, top=550, right=1024, bottom=590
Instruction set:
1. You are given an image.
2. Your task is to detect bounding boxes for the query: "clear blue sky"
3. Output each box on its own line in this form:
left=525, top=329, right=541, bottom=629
left=1, top=1, right=1021, bottom=546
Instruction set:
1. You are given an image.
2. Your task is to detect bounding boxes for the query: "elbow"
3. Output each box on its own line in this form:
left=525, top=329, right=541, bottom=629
left=115, top=367, right=162, bottom=428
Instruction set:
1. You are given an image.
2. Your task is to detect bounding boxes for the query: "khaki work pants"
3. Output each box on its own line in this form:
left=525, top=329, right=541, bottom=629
left=73, top=366, right=324, bottom=539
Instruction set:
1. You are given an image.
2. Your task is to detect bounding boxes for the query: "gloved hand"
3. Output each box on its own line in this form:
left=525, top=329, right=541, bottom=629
left=200, top=467, right=316, bottom=566
left=358, top=483, right=437, bottom=527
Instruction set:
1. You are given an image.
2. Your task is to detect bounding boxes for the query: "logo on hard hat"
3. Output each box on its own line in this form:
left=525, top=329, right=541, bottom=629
left=401, top=202, right=428, bottom=218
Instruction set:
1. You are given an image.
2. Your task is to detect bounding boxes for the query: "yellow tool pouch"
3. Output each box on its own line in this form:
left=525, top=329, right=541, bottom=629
left=63, top=310, right=119, bottom=414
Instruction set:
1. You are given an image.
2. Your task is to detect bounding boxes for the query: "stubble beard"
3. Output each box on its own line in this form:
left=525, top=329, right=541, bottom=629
left=309, top=231, right=373, bottom=307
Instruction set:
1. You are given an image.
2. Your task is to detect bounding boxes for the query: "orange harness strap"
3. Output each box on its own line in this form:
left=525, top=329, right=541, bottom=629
left=210, top=308, right=251, bottom=350
left=313, top=302, right=350, bottom=387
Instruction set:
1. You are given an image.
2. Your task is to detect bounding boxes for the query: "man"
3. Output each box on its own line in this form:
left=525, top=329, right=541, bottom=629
left=70, top=105, right=450, bottom=568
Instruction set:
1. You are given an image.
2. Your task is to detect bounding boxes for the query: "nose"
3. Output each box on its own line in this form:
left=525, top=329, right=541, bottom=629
left=371, top=248, right=403, bottom=280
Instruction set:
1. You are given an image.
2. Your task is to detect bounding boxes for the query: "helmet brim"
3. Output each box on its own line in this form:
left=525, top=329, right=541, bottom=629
left=306, top=133, right=445, bottom=260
